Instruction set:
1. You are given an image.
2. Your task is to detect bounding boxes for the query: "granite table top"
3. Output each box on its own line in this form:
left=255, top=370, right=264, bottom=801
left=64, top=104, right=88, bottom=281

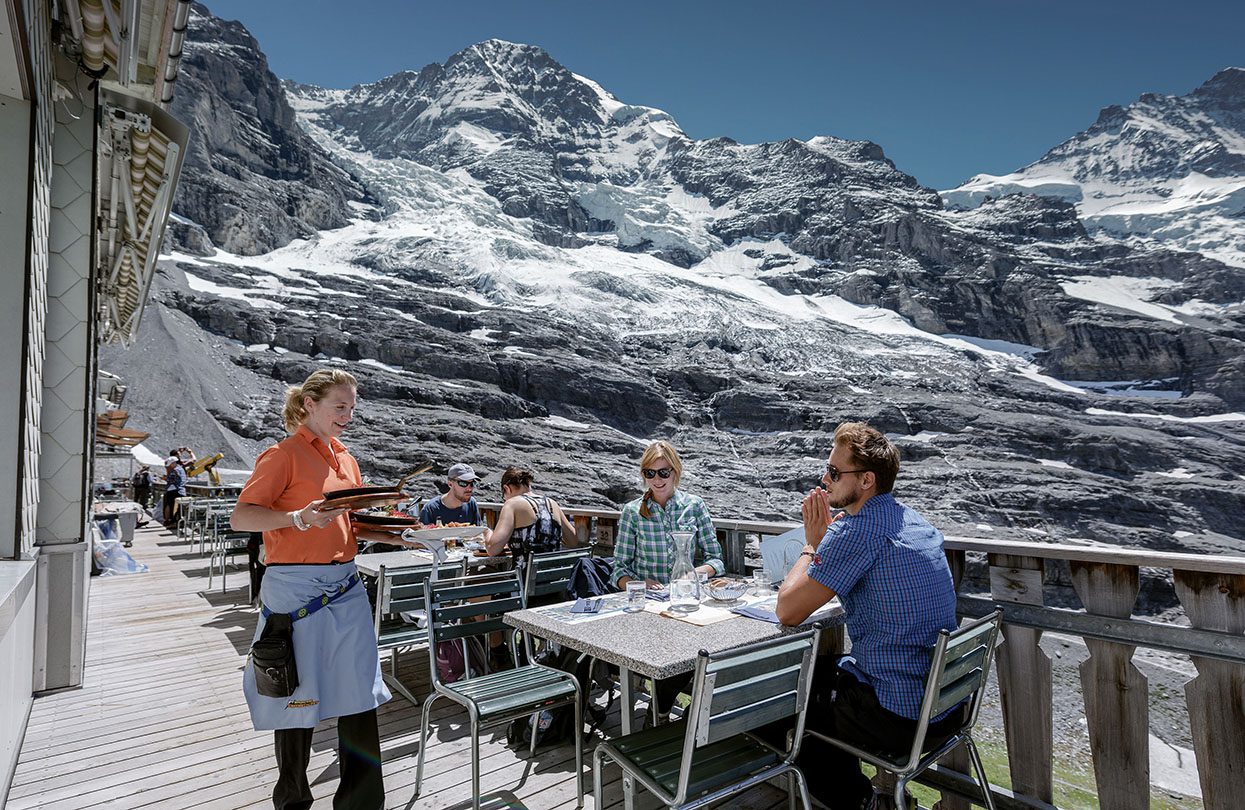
left=505, top=598, right=845, bottom=680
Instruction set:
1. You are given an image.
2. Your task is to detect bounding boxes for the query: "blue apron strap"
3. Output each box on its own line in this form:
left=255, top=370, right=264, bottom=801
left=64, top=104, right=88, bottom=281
left=261, top=571, right=361, bottom=621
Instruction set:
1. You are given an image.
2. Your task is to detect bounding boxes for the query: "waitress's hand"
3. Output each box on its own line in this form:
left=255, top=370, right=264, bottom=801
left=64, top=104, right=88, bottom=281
left=301, top=499, right=347, bottom=528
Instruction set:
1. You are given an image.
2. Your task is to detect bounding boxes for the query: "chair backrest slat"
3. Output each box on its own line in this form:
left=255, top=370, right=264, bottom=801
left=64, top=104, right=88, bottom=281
left=434, top=615, right=510, bottom=643
left=933, top=666, right=986, bottom=717
left=705, top=641, right=809, bottom=689
left=524, top=548, right=590, bottom=601
left=377, top=561, right=465, bottom=613
left=941, top=618, right=996, bottom=662
left=939, top=643, right=988, bottom=688
left=436, top=595, right=524, bottom=624
left=705, top=691, right=799, bottom=744
left=707, top=664, right=804, bottom=716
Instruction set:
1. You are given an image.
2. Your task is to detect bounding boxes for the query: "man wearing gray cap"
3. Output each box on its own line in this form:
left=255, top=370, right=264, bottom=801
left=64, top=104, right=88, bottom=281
left=417, top=463, right=487, bottom=527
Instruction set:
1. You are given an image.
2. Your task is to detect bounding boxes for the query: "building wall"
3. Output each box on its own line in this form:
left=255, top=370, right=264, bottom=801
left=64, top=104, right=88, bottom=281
left=0, top=87, right=31, bottom=560
left=0, top=562, right=36, bottom=801
left=31, top=52, right=97, bottom=693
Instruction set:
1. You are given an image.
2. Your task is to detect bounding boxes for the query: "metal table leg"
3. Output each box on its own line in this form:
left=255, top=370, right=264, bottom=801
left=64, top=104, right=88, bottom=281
left=620, top=665, right=635, bottom=810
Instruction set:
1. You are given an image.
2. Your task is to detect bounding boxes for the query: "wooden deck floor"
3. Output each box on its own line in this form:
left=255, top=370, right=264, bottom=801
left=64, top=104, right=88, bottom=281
left=10, top=524, right=792, bottom=810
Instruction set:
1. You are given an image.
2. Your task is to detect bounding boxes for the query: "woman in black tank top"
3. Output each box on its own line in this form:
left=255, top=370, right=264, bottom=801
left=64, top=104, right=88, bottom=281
left=483, top=466, right=579, bottom=571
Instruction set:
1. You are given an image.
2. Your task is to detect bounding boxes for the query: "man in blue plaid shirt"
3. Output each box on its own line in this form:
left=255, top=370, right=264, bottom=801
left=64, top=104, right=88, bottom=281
left=776, top=422, right=960, bottom=810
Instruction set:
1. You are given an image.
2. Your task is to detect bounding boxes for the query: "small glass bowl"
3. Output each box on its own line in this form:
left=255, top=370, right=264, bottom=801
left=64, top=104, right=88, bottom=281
left=706, top=577, right=750, bottom=601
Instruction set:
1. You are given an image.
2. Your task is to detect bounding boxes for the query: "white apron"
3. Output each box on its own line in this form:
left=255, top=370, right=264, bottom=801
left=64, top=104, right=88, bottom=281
left=243, top=562, right=391, bottom=730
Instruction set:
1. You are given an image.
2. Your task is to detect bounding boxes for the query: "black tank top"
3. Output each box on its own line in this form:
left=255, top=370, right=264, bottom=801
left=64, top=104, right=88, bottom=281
left=510, top=495, right=561, bottom=570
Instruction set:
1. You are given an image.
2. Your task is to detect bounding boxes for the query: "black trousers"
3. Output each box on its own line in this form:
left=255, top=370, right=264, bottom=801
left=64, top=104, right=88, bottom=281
left=797, top=658, right=967, bottom=810
left=273, top=709, right=384, bottom=810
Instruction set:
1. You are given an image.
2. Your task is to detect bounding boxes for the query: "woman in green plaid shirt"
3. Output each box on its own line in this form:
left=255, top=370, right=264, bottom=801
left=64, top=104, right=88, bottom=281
left=612, top=440, right=725, bottom=590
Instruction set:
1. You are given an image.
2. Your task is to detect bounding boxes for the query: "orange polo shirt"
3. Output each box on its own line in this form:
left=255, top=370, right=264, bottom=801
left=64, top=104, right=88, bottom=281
left=238, top=424, right=362, bottom=564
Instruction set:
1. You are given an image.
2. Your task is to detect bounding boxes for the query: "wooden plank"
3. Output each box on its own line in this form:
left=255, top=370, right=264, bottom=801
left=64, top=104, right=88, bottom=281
left=988, top=554, right=1052, bottom=803
left=1069, top=561, right=1149, bottom=810
left=1173, top=569, right=1245, bottom=810
left=953, top=537, right=1245, bottom=576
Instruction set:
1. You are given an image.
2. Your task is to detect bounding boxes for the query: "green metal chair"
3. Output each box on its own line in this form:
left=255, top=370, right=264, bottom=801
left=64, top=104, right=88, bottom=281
left=372, top=559, right=467, bottom=706
left=593, top=629, right=821, bottom=810
left=413, top=570, right=584, bottom=809
left=807, top=610, right=1002, bottom=810
left=522, top=546, right=591, bottom=605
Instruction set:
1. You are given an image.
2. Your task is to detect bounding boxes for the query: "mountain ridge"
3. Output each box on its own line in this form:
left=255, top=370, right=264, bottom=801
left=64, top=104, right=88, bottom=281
left=104, top=9, right=1244, bottom=558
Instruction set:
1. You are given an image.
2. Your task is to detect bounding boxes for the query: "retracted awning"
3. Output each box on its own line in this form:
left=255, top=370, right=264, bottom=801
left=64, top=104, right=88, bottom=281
left=96, top=92, right=187, bottom=344
left=56, top=0, right=193, bottom=344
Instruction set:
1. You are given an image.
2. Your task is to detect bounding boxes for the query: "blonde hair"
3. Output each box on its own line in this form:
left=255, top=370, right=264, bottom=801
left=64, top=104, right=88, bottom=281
left=638, top=440, right=682, bottom=518
left=282, top=369, right=358, bottom=433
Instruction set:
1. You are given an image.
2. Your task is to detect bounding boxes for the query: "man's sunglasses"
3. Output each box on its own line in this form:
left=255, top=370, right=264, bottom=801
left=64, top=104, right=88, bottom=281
left=642, top=467, right=674, bottom=480
left=825, top=465, right=867, bottom=483
left=452, top=479, right=476, bottom=488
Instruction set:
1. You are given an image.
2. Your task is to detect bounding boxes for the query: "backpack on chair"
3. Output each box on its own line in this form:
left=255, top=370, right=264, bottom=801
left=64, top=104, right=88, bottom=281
left=506, top=642, right=616, bottom=748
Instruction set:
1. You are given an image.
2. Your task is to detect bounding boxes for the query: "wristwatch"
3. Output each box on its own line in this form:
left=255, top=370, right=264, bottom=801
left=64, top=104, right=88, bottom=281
left=291, top=509, right=310, bottom=531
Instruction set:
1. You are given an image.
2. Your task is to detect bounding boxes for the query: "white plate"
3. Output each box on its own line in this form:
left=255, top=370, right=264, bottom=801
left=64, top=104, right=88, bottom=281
left=403, top=525, right=486, bottom=541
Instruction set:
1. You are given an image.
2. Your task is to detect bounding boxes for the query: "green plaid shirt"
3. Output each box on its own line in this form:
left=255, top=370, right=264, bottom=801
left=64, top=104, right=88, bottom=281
left=612, top=490, right=724, bottom=587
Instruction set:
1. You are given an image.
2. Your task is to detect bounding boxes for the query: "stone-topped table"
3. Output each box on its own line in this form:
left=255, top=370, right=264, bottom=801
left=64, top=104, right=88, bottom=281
left=506, top=596, right=844, bottom=809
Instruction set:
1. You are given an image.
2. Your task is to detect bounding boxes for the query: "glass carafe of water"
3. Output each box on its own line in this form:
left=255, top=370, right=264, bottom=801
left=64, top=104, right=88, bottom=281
left=668, top=531, right=701, bottom=613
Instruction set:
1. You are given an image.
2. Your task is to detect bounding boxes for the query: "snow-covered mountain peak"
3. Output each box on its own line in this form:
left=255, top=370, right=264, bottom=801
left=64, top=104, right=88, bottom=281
left=1192, top=66, right=1245, bottom=103
left=943, top=66, right=1245, bottom=267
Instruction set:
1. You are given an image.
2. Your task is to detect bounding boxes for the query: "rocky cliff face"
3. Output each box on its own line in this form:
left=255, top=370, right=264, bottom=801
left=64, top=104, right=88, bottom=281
left=167, top=4, right=370, bottom=255
left=105, top=15, right=1245, bottom=559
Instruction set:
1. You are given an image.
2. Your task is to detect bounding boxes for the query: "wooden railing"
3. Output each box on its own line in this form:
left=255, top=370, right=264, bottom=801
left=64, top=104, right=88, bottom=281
left=478, top=501, right=1245, bottom=809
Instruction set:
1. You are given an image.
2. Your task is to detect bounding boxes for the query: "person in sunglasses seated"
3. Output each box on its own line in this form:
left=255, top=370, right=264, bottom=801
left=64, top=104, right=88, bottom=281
left=415, top=463, right=490, bottom=537
left=613, top=440, right=725, bottom=722
left=773, top=422, right=960, bottom=810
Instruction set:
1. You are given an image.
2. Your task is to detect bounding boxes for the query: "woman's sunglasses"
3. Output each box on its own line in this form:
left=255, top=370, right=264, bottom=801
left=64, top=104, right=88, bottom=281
left=642, top=467, right=674, bottom=480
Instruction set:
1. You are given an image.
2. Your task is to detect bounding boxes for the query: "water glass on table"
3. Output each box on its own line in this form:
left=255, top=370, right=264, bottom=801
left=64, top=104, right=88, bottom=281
left=625, top=581, right=646, bottom=613
left=752, top=568, right=771, bottom=595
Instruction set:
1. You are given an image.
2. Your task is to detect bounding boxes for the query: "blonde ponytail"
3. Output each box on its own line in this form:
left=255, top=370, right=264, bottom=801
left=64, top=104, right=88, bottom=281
left=282, top=368, right=358, bottom=433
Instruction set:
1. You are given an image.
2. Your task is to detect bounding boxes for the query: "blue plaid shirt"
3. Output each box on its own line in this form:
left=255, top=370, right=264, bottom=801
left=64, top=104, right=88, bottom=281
left=806, top=493, right=957, bottom=720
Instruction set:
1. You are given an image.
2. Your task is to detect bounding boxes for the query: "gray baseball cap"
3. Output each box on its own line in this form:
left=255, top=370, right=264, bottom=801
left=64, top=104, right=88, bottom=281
left=447, top=463, right=480, bottom=482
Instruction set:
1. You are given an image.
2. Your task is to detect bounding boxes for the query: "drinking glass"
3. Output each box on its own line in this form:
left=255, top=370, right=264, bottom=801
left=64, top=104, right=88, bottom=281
left=625, top=581, right=646, bottom=613
left=752, top=568, right=771, bottom=595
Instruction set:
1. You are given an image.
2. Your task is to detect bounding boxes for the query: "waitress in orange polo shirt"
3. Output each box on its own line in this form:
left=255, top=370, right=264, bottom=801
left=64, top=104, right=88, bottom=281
left=232, top=368, right=389, bottom=810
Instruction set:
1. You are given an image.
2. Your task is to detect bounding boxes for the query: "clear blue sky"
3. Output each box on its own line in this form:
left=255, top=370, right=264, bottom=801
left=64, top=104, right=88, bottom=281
left=203, top=0, right=1244, bottom=190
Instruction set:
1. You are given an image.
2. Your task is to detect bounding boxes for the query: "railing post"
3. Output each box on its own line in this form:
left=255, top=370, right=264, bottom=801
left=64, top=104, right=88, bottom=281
left=718, top=528, right=745, bottom=575
left=989, top=553, right=1053, bottom=803
left=572, top=515, right=591, bottom=548
left=1070, top=561, right=1148, bottom=809
left=1172, top=569, right=1245, bottom=810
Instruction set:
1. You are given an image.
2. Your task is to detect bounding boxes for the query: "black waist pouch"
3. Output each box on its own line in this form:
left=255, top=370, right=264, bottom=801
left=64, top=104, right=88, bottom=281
left=251, top=613, right=299, bottom=698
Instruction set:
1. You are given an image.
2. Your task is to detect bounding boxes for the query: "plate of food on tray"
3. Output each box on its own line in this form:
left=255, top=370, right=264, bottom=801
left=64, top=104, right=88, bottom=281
left=402, top=523, right=487, bottom=541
